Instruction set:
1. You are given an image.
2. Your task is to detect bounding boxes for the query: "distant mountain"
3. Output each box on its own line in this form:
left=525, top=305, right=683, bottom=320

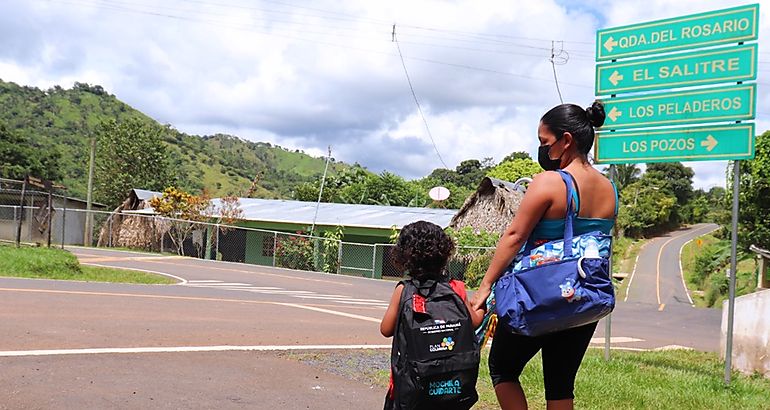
left=0, top=79, right=358, bottom=200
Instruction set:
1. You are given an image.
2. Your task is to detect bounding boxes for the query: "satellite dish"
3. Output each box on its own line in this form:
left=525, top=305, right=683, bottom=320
left=429, top=186, right=451, bottom=201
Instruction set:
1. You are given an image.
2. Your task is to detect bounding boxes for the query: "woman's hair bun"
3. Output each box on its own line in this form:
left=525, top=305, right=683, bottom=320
left=585, top=101, right=606, bottom=128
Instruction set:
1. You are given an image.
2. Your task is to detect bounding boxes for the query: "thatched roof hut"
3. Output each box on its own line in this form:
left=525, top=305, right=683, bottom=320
left=449, top=177, right=528, bottom=236
left=97, top=189, right=166, bottom=250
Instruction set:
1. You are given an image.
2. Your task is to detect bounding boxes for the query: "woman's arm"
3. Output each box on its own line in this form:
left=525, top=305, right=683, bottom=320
left=470, top=172, right=558, bottom=310
left=380, top=284, right=405, bottom=337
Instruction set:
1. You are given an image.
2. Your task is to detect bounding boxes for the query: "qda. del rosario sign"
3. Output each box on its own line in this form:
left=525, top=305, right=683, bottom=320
left=596, top=4, right=759, bottom=61
left=594, top=4, right=758, bottom=165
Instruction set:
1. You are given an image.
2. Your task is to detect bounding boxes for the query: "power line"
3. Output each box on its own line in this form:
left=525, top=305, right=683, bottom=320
left=550, top=41, right=565, bottom=103
left=393, top=24, right=449, bottom=169
left=44, top=0, right=595, bottom=89
left=64, top=0, right=596, bottom=57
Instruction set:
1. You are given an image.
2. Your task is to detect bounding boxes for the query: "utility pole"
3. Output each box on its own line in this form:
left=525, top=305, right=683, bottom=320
left=310, top=146, right=332, bottom=236
left=84, top=136, right=96, bottom=245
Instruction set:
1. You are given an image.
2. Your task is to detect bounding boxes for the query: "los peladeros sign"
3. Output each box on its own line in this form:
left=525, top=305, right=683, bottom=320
left=596, top=4, right=759, bottom=61
left=601, top=84, right=756, bottom=130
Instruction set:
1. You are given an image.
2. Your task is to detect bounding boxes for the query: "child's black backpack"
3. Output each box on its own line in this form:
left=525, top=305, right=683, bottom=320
left=385, top=279, right=480, bottom=410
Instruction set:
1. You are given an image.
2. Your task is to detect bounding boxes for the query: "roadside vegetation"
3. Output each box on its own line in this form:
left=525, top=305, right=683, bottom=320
left=291, top=348, right=770, bottom=410
left=612, top=236, right=646, bottom=298
left=0, top=243, right=176, bottom=284
left=681, top=233, right=756, bottom=308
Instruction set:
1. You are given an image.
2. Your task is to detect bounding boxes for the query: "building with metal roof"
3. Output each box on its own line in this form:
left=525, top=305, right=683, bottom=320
left=212, top=197, right=456, bottom=231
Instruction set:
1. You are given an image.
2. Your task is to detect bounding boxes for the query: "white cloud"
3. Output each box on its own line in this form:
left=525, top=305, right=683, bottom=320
left=0, top=0, right=766, bottom=190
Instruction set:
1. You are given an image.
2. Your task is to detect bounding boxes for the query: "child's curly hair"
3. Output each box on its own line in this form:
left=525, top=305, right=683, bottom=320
left=391, top=221, right=455, bottom=280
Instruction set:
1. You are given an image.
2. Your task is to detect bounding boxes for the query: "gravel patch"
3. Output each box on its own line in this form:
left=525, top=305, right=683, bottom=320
left=282, top=349, right=390, bottom=389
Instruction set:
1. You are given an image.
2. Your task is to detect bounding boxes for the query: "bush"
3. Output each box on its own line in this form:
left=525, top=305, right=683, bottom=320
left=275, top=234, right=315, bottom=271
left=464, top=251, right=493, bottom=288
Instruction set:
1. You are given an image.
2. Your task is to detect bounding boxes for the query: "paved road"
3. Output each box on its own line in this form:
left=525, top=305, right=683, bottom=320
left=625, top=223, right=719, bottom=308
left=596, top=223, right=722, bottom=352
left=0, top=248, right=394, bottom=409
left=0, top=232, right=723, bottom=408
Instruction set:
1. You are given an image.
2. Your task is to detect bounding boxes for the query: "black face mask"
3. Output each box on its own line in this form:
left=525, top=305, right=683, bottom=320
left=538, top=140, right=564, bottom=171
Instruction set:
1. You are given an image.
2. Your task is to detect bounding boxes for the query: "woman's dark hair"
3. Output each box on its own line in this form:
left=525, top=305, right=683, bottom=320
left=391, top=221, right=455, bottom=280
left=540, top=101, right=605, bottom=156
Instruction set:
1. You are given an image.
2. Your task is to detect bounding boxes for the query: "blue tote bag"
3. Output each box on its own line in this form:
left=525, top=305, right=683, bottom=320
left=494, top=170, right=615, bottom=337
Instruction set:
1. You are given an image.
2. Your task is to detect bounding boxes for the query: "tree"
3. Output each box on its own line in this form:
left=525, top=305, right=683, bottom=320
left=95, top=119, right=175, bottom=208
left=642, top=162, right=694, bottom=225
left=149, top=187, right=209, bottom=256
left=502, top=151, right=531, bottom=162
left=736, top=130, right=770, bottom=250
left=616, top=179, right=677, bottom=237
left=486, top=158, right=542, bottom=182
left=0, top=122, right=61, bottom=181
left=644, top=162, right=694, bottom=204
left=605, top=164, right=641, bottom=192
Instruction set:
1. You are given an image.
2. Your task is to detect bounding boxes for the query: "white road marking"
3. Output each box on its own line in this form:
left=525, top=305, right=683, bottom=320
left=272, top=302, right=382, bottom=323
left=656, top=225, right=717, bottom=306
left=293, top=295, right=385, bottom=303
left=335, top=300, right=389, bottom=306
left=624, top=254, right=641, bottom=302
left=181, top=281, right=387, bottom=306
left=0, top=344, right=392, bottom=358
left=79, top=263, right=188, bottom=285
left=0, top=287, right=383, bottom=323
left=590, top=337, right=644, bottom=344
left=187, top=280, right=224, bottom=283
left=238, top=289, right=315, bottom=295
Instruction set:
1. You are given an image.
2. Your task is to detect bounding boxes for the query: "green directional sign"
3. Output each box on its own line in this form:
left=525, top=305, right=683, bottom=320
left=601, top=84, right=756, bottom=130
left=596, top=44, right=757, bottom=95
left=596, top=4, right=759, bottom=61
left=595, top=123, right=755, bottom=164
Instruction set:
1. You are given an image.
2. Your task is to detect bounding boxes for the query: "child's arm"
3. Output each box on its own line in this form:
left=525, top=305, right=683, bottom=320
left=464, top=298, right=485, bottom=328
left=380, top=284, right=404, bottom=337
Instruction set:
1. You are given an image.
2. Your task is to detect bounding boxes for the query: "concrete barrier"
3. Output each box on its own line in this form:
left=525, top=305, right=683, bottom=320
left=721, top=289, right=770, bottom=377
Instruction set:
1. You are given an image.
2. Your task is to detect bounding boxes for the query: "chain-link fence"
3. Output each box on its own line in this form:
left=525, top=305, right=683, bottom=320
left=0, top=182, right=493, bottom=282
left=375, top=243, right=495, bottom=285
left=0, top=178, right=74, bottom=248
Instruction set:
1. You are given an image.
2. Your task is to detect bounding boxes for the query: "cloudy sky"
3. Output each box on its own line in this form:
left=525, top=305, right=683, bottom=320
left=1, top=0, right=769, bottom=189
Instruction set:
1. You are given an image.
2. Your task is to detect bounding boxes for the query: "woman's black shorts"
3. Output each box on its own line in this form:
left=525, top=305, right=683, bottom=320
left=488, top=321, right=597, bottom=401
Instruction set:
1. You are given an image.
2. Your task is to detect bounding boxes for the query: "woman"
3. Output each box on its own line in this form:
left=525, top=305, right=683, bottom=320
left=471, top=101, right=617, bottom=410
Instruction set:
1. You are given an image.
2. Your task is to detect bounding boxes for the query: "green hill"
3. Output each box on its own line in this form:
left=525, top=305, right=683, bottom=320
left=0, top=79, right=354, bottom=200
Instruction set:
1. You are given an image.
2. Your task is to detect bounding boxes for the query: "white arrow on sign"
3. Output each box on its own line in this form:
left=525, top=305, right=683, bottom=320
left=604, top=36, right=618, bottom=52
left=607, top=106, right=622, bottom=122
left=609, top=70, right=624, bottom=86
left=701, top=135, right=718, bottom=152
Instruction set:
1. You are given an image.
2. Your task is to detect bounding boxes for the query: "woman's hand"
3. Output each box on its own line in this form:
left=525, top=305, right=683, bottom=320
left=471, top=281, right=492, bottom=311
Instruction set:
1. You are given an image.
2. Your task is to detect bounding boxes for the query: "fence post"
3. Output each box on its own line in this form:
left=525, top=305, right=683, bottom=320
left=15, top=177, right=26, bottom=248
left=159, top=217, right=164, bottom=254
left=46, top=186, right=53, bottom=248
left=337, top=240, right=343, bottom=274
left=108, top=217, right=113, bottom=247
left=371, top=244, right=377, bottom=279
left=215, top=224, right=220, bottom=260
left=61, top=193, right=67, bottom=249
left=272, top=232, right=277, bottom=267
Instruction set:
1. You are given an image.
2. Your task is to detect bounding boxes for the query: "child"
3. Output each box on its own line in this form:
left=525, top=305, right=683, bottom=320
left=381, top=221, right=485, bottom=337
left=380, top=221, right=485, bottom=410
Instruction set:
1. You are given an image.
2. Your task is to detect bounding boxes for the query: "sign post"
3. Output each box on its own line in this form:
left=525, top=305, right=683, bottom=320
left=594, top=4, right=759, bottom=384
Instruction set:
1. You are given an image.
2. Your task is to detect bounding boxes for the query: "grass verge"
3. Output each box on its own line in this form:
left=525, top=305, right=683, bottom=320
left=612, top=236, right=646, bottom=299
left=290, top=348, right=770, bottom=410
left=681, top=234, right=756, bottom=308
left=0, top=244, right=176, bottom=284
